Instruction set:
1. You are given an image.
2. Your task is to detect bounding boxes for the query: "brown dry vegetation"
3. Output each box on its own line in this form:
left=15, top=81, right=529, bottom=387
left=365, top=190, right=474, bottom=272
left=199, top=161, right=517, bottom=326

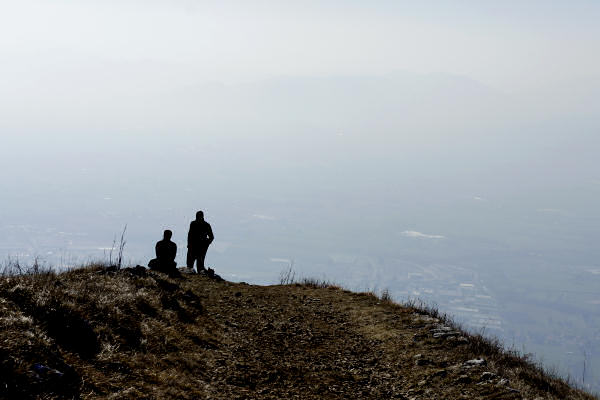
left=0, top=266, right=596, bottom=399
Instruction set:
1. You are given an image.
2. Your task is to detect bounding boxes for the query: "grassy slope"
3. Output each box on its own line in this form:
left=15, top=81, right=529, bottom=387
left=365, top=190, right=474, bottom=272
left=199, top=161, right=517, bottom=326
left=0, top=266, right=595, bottom=400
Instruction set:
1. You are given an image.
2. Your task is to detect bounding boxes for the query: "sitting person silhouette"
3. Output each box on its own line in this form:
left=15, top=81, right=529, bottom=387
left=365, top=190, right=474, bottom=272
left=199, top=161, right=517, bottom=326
left=187, top=211, right=214, bottom=272
left=148, top=230, right=177, bottom=272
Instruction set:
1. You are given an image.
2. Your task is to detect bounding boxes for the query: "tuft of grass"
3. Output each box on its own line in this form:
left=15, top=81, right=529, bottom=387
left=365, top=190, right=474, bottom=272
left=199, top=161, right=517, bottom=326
left=1, top=256, right=55, bottom=277
left=278, top=265, right=340, bottom=289
left=107, top=225, right=128, bottom=270
left=279, top=263, right=296, bottom=285
left=379, top=288, right=393, bottom=303
left=298, top=277, right=340, bottom=289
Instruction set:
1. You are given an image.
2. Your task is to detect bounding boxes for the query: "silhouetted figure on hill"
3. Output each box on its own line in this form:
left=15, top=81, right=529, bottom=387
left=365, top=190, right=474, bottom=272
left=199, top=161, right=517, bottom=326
left=149, top=230, right=177, bottom=272
left=187, top=211, right=214, bottom=272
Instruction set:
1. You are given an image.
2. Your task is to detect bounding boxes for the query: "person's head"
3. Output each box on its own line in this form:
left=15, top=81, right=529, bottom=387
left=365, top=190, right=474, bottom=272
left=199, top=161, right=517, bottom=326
left=163, top=229, right=172, bottom=240
left=196, top=211, right=204, bottom=221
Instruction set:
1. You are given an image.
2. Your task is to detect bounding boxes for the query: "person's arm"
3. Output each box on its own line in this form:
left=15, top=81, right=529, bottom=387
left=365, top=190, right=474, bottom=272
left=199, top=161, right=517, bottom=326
left=155, top=242, right=160, bottom=258
left=207, top=224, right=214, bottom=243
left=171, top=243, right=177, bottom=261
left=187, top=222, right=194, bottom=246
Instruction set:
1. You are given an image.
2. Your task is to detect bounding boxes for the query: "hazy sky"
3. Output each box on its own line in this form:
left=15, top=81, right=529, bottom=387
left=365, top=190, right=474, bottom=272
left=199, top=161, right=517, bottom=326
left=1, top=0, right=599, bottom=95
left=0, top=0, right=598, bottom=147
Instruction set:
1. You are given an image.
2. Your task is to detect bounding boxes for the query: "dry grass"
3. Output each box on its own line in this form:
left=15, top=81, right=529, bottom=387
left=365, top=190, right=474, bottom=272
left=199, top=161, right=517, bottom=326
left=400, top=296, right=596, bottom=399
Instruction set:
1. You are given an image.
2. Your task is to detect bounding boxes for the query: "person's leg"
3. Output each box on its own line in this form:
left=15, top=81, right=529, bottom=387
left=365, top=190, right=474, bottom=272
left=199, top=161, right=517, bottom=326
left=198, top=243, right=209, bottom=271
left=196, top=252, right=205, bottom=273
left=153, top=258, right=165, bottom=272
left=198, top=252, right=206, bottom=271
left=186, top=247, right=195, bottom=269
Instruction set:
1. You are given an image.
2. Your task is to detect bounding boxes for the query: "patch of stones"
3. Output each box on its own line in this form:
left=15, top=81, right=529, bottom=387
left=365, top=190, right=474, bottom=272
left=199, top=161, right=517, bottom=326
left=409, top=318, right=524, bottom=395
left=428, top=324, right=469, bottom=344
left=410, top=315, right=470, bottom=344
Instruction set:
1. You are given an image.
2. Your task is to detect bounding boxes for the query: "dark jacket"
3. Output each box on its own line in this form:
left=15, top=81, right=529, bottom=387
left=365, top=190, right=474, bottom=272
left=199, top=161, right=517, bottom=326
left=156, top=239, right=177, bottom=262
left=187, top=220, right=214, bottom=247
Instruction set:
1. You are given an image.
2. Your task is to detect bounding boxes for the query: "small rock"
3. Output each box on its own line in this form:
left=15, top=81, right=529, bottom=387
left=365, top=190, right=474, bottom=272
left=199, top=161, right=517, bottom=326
left=433, top=331, right=459, bottom=339
left=497, top=378, right=510, bottom=386
left=456, top=375, right=471, bottom=384
left=454, top=336, right=469, bottom=344
left=417, top=380, right=427, bottom=387
left=415, top=358, right=432, bottom=366
left=305, top=297, right=321, bottom=303
left=464, top=358, right=486, bottom=367
left=430, top=326, right=453, bottom=333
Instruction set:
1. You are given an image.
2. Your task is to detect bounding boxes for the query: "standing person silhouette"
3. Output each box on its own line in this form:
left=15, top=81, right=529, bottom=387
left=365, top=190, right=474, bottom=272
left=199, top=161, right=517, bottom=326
left=187, top=211, right=214, bottom=272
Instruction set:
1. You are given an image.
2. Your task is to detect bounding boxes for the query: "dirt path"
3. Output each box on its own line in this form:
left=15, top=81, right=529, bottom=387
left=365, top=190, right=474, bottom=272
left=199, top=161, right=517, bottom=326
left=183, top=280, right=579, bottom=399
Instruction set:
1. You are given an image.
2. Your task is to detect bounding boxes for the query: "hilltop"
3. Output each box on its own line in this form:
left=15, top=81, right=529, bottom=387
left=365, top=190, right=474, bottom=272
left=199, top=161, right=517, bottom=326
left=0, top=266, right=594, bottom=399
